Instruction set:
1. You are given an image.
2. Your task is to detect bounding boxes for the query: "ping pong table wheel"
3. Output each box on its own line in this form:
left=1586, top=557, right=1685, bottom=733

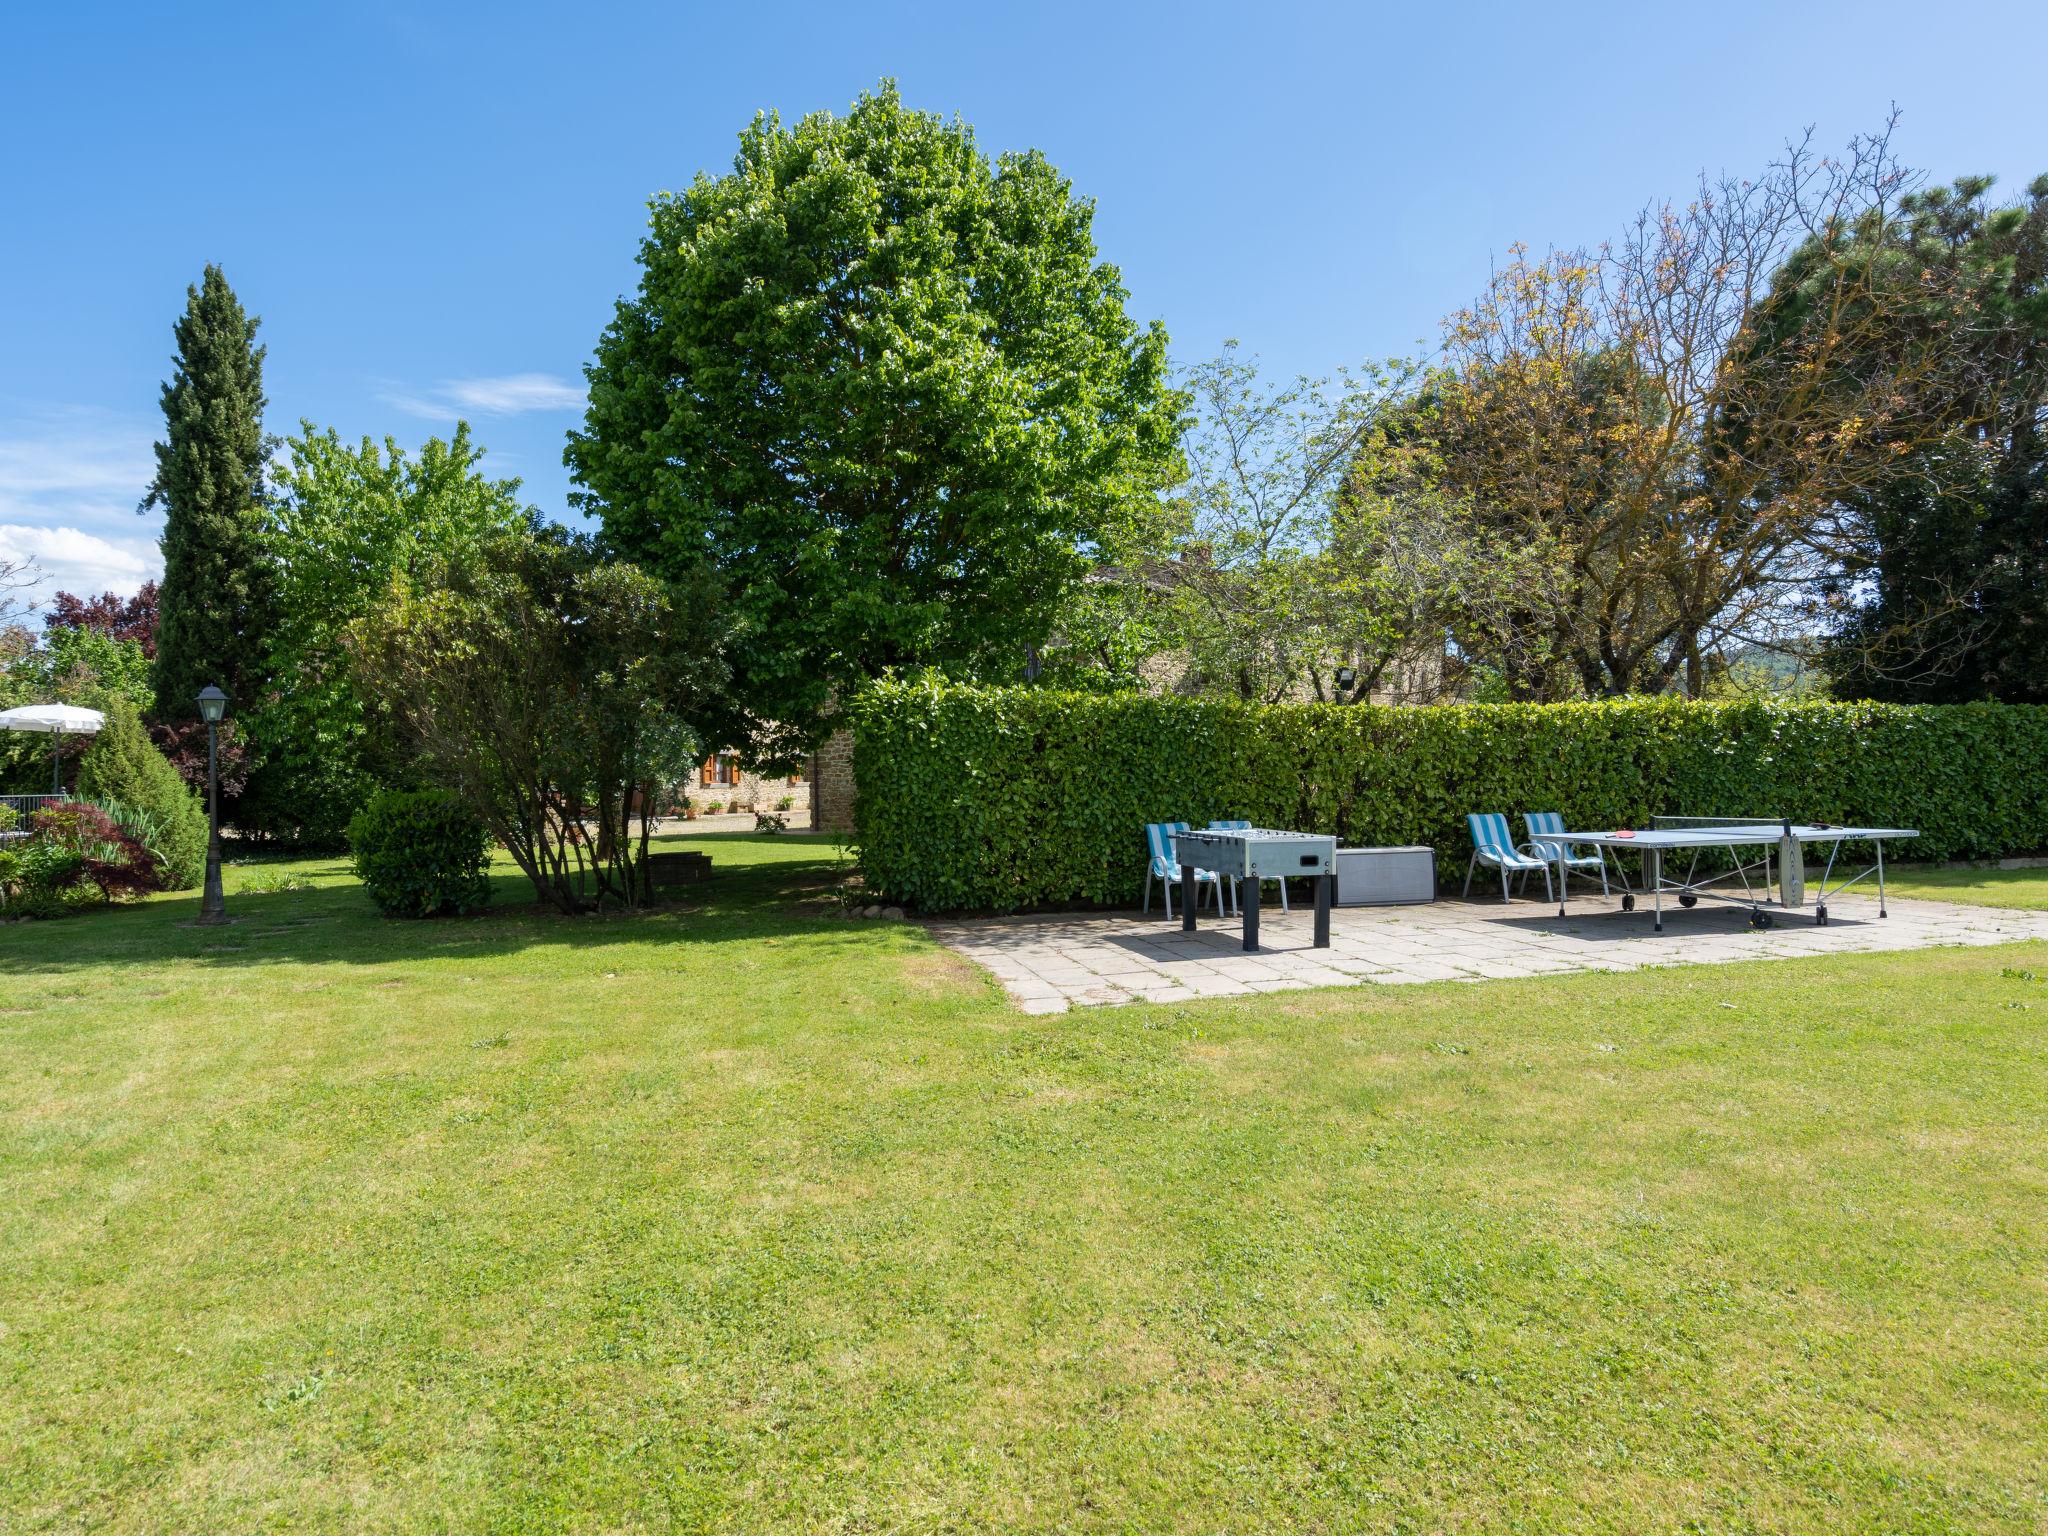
left=1815, top=905, right=1828, bottom=927
left=1678, top=893, right=1698, bottom=908
left=1621, top=893, right=1635, bottom=912
left=1749, top=910, right=1774, bottom=930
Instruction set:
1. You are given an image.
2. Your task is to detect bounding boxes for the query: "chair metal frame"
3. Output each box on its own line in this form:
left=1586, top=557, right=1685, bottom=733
left=1461, top=811, right=1555, bottom=904
left=1142, top=821, right=1229, bottom=920
left=1523, top=811, right=1610, bottom=897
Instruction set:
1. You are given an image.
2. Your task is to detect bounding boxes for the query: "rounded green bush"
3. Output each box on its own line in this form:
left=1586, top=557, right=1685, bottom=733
left=346, top=788, right=492, bottom=917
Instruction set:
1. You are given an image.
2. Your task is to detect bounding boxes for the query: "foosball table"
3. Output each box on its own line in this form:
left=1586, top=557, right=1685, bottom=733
left=1170, top=827, right=1337, bottom=952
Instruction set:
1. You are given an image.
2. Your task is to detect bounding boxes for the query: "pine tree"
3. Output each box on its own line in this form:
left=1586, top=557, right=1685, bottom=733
left=143, top=264, right=275, bottom=720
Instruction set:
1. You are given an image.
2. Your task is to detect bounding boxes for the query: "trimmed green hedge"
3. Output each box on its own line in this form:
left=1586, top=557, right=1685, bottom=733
left=849, top=679, right=2048, bottom=911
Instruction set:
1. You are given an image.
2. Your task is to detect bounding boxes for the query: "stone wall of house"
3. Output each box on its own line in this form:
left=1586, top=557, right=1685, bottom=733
left=686, top=756, right=810, bottom=817
left=809, top=729, right=856, bottom=834
left=1137, top=643, right=1452, bottom=705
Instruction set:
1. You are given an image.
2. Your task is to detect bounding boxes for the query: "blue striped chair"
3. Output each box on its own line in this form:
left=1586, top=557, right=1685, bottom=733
left=1524, top=811, right=1610, bottom=896
left=1462, top=812, right=1554, bottom=903
left=1143, top=822, right=1228, bottom=920
left=1209, top=819, right=1287, bottom=913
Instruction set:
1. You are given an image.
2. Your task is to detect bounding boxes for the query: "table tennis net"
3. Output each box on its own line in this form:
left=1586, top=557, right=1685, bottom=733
left=1650, top=816, right=1790, bottom=833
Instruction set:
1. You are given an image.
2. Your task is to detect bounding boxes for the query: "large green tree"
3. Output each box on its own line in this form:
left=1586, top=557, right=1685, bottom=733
left=348, top=529, right=727, bottom=913
left=1812, top=174, right=2048, bottom=701
left=240, top=422, right=534, bottom=844
left=568, top=81, right=1182, bottom=759
left=142, top=264, right=274, bottom=720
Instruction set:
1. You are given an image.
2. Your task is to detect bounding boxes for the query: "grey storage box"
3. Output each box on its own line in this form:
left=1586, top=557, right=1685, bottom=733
left=1335, top=845, right=1435, bottom=906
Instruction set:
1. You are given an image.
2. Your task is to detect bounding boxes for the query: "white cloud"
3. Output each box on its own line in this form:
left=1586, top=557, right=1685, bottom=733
left=0, top=523, right=158, bottom=608
left=0, top=408, right=161, bottom=612
left=383, top=372, right=586, bottom=420
left=0, top=410, right=156, bottom=517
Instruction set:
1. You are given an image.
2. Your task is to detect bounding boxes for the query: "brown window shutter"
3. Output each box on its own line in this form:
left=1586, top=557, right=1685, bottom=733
left=726, top=759, right=740, bottom=786
left=700, top=758, right=715, bottom=786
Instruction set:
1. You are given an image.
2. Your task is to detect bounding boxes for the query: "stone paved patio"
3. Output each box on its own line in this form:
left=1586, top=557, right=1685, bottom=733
left=925, top=891, right=2048, bottom=1013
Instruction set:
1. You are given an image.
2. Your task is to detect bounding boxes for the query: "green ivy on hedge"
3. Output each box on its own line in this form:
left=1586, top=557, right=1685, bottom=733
left=848, top=679, right=2048, bottom=912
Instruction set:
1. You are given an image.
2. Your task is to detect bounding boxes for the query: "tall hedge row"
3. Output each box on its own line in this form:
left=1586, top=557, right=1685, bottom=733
left=848, top=679, right=2048, bottom=912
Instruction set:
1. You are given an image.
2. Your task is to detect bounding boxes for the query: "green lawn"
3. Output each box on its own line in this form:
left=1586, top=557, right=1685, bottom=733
left=4, top=836, right=2047, bottom=1532
left=1874, top=862, right=2048, bottom=910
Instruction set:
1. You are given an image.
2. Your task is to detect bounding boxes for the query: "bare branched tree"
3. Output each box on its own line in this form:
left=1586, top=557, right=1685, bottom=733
left=0, top=553, right=37, bottom=634
left=1426, top=116, right=1985, bottom=698
left=1147, top=344, right=1424, bottom=702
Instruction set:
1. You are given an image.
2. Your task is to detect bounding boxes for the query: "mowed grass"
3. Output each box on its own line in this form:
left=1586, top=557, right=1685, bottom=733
left=3, top=836, right=2047, bottom=1533
left=1874, top=862, right=2048, bottom=910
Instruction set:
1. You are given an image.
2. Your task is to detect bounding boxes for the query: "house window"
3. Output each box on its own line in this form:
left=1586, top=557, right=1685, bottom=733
left=701, top=753, right=745, bottom=786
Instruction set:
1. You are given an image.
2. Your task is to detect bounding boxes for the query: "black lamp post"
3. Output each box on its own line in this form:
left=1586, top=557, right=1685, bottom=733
left=196, top=685, right=228, bottom=925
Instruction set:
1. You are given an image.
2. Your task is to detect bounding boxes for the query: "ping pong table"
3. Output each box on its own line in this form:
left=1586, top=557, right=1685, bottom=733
left=1526, top=816, right=1920, bottom=932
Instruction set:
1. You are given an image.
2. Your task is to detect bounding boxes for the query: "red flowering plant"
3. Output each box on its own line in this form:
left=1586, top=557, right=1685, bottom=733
left=28, top=802, right=163, bottom=901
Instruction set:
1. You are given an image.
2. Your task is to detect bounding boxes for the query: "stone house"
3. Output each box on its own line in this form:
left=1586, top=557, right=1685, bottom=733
left=687, top=752, right=812, bottom=819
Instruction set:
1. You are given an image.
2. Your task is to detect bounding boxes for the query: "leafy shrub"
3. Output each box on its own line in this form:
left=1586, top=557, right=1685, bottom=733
left=233, top=720, right=372, bottom=850
left=1, top=883, right=74, bottom=920
left=100, top=800, right=169, bottom=856
left=77, top=697, right=208, bottom=888
left=346, top=788, right=492, bottom=917
left=2, top=809, right=147, bottom=918
left=849, top=679, right=2048, bottom=911
left=28, top=801, right=160, bottom=900
left=12, top=836, right=83, bottom=895
left=239, top=869, right=314, bottom=894
left=346, top=528, right=724, bottom=914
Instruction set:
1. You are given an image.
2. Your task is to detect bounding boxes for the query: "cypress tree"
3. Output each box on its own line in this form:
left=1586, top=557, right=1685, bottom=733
left=143, top=264, right=275, bottom=720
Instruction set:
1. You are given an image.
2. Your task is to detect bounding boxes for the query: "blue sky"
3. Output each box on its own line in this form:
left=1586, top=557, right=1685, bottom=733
left=4, top=0, right=2044, bottom=607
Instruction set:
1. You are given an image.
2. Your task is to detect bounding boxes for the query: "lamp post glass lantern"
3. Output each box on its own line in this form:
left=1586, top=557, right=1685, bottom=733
left=196, top=686, right=228, bottom=923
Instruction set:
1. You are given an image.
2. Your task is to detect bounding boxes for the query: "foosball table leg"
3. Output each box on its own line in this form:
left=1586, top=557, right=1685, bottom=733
left=1242, top=874, right=1261, bottom=952
left=1181, top=866, right=1197, bottom=933
left=1313, top=871, right=1332, bottom=948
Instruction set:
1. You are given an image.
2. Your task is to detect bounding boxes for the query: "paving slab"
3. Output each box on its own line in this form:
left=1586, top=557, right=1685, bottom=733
left=923, top=891, right=2048, bottom=1014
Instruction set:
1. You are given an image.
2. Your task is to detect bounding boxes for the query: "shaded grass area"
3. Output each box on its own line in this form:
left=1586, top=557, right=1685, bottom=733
left=3, top=834, right=2046, bottom=1532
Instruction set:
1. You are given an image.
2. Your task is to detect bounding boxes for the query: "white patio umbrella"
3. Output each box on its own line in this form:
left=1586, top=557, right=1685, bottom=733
left=0, top=704, right=106, bottom=794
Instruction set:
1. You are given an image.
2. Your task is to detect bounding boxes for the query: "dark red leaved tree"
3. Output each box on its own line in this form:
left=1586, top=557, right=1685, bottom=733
left=147, top=717, right=250, bottom=800
left=47, top=581, right=160, bottom=657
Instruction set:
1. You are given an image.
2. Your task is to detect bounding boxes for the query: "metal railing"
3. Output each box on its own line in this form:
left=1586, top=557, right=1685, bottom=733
left=0, top=792, right=66, bottom=824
